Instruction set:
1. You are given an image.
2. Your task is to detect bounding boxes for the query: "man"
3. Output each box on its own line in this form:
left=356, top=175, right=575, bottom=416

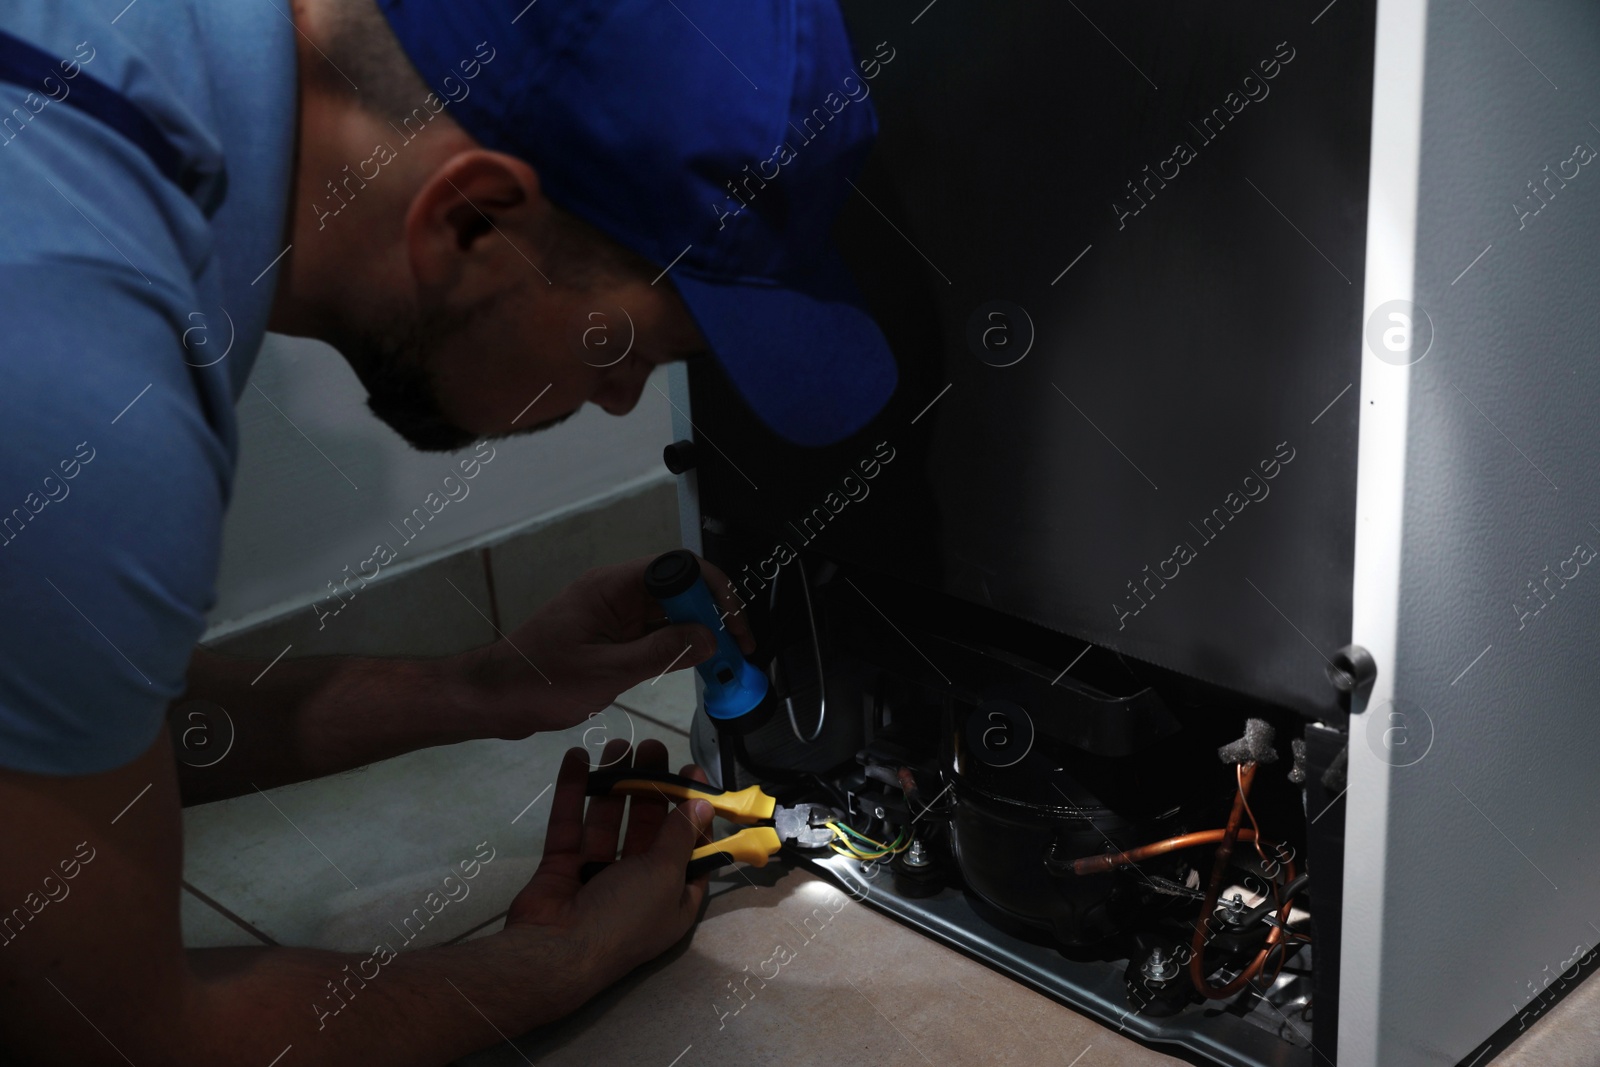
left=0, top=0, right=896, bottom=1061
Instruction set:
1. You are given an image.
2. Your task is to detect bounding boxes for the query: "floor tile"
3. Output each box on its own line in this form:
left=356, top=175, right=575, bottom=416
left=449, top=914, right=506, bottom=944
left=446, top=860, right=1596, bottom=1067
left=1493, top=965, right=1600, bottom=1066
left=181, top=708, right=692, bottom=954
left=207, top=550, right=498, bottom=660
left=450, top=867, right=1190, bottom=1067
left=180, top=885, right=269, bottom=949
left=184, top=731, right=1597, bottom=1067
left=614, top=667, right=699, bottom=735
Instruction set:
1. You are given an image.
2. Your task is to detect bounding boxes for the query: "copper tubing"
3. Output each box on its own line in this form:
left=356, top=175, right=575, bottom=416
left=1187, top=761, right=1300, bottom=1000
left=1068, top=829, right=1262, bottom=875
left=1191, top=855, right=1298, bottom=1000
left=1059, top=762, right=1301, bottom=998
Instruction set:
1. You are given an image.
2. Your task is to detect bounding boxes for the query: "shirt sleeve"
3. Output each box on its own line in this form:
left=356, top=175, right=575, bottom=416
left=0, top=106, right=232, bottom=775
left=0, top=260, right=232, bottom=774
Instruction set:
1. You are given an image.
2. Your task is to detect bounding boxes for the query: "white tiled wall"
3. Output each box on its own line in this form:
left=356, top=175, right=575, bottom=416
left=210, top=334, right=675, bottom=632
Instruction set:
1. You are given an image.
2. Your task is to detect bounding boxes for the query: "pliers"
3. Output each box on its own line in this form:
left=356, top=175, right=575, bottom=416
left=579, top=768, right=836, bottom=881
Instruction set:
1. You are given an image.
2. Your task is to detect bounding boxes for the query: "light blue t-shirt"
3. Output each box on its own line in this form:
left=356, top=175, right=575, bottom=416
left=0, top=1, right=295, bottom=773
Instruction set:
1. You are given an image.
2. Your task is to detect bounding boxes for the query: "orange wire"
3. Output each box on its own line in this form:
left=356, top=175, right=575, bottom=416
left=1237, top=764, right=1271, bottom=866
left=1188, top=762, right=1299, bottom=1000
left=1236, top=763, right=1281, bottom=910
left=1060, top=761, right=1306, bottom=999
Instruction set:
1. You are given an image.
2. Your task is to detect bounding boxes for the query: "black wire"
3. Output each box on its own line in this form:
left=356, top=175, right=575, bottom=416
left=730, top=732, right=849, bottom=810
left=1241, top=871, right=1311, bottom=928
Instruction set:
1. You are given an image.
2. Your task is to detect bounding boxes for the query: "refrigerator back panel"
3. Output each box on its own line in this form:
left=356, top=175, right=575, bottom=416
left=688, top=1, right=1376, bottom=716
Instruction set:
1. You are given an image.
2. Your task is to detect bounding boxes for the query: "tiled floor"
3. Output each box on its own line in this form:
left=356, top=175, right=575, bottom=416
left=180, top=684, right=695, bottom=954
left=182, top=478, right=694, bottom=951
left=449, top=866, right=1192, bottom=1067
left=178, top=665, right=1598, bottom=1067
left=179, top=668, right=699, bottom=936
left=179, top=661, right=1600, bottom=1067
left=179, top=485, right=1594, bottom=1066
left=1496, top=973, right=1600, bottom=1066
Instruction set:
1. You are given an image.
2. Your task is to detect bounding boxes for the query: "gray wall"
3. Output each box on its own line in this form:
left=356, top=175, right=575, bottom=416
left=207, top=333, right=674, bottom=634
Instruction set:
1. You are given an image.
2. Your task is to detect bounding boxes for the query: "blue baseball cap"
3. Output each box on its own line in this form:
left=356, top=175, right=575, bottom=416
left=378, top=0, right=898, bottom=447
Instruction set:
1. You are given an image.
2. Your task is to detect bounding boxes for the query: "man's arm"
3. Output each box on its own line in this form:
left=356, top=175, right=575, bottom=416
left=0, top=732, right=711, bottom=1065
left=175, top=554, right=753, bottom=804
left=174, top=648, right=487, bottom=803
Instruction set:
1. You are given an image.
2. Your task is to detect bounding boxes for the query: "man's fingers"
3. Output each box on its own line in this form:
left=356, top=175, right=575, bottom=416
left=699, top=557, right=756, bottom=654
left=651, top=795, right=713, bottom=868
left=580, top=739, right=631, bottom=863
left=590, top=621, right=716, bottom=689
left=678, top=762, right=713, bottom=849
left=666, top=770, right=715, bottom=919
left=619, top=739, right=670, bottom=857
left=679, top=868, right=710, bottom=924
left=539, top=748, right=591, bottom=859
left=595, top=552, right=751, bottom=656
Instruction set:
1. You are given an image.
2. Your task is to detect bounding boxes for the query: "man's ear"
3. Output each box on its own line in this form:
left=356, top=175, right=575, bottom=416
left=405, top=150, right=549, bottom=300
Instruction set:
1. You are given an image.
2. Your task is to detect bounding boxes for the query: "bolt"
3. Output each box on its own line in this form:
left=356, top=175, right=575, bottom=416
left=1141, top=947, right=1179, bottom=983
left=1221, top=892, right=1249, bottom=926
left=872, top=805, right=886, bottom=820
left=904, top=839, right=930, bottom=868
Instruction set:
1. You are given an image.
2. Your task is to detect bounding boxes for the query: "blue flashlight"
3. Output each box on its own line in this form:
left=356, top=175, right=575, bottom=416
left=645, top=550, right=769, bottom=724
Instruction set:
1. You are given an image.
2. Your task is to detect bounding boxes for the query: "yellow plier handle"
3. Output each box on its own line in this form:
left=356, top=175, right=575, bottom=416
left=579, top=769, right=785, bottom=881
left=586, top=768, right=776, bottom=823
left=688, top=826, right=782, bottom=878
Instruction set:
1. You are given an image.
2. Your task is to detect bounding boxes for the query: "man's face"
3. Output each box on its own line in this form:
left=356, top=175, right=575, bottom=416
left=350, top=271, right=707, bottom=452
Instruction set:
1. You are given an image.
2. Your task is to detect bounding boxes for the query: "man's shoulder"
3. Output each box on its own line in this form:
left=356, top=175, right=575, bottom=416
left=0, top=259, right=230, bottom=776
left=0, top=0, right=294, bottom=775
left=0, top=0, right=296, bottom=344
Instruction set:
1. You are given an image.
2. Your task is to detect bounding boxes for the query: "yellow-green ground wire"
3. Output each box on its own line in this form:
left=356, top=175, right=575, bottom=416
left=825, top=820, right=911, bottom=860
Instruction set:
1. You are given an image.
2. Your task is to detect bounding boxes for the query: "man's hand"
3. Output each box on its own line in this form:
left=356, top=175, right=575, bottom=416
left=172, top=554, right=751, bottom=804
left=459, top=554, right=755, bottom=738
left=0, top=729, right=716, bottom=1066
left=502, top=738, right=714, bottom=994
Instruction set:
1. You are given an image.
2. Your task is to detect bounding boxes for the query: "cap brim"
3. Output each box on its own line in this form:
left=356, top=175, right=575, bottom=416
left=669, top=256, right=898, bottom=447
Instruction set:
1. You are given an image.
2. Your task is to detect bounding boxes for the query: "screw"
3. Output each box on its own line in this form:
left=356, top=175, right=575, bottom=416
left=872, top=805, right=886, bottom=820
left=1141, top=947, right=1179, bottom=983
left=904, top=839, right=930, bottom=868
